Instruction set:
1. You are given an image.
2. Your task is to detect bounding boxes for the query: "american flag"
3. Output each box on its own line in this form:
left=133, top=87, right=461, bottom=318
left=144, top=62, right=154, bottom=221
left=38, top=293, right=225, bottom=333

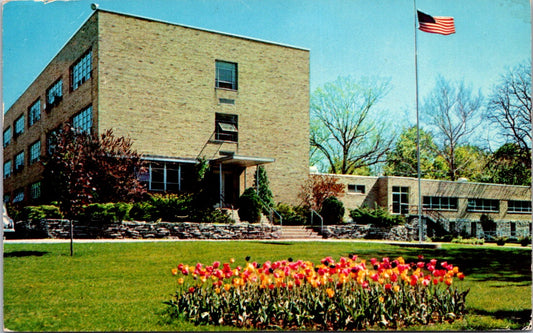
left=417, top=11, right=455, bottom=35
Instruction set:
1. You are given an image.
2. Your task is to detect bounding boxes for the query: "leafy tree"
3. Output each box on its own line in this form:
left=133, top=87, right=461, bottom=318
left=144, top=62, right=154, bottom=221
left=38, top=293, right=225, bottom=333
left=383, top=126, right=446, bottom=179
left=422, top=77, right=484, bottom=180
left=486, top=62, right=531, bottom=150
left=484, top=143, right=531, bottom=185
left=298, top=174, right=345, bottom=211
left=310, top=76, right=396, bottom=174
left=42, top=122, right=146, bottom=218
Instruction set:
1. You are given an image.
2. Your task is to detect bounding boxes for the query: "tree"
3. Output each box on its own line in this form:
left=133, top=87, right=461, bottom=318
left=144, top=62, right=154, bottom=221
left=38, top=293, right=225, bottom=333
left=298, top=174, right=345, bottom=211
left=484, top=143, right=530, bottom=185
left=310, top=76, right=396, bottom=174
left=486, top=62, right=531, bottom=150
left=253, top=165, right=274, bottom=211
left=422, top=77, right=484, bottom=181
left=383, top=126, right=446, bottom=179
left=42, top=123, right=146, bottom=218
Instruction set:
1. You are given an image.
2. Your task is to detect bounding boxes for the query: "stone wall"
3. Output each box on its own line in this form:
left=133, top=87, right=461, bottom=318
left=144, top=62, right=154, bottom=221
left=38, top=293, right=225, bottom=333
left=14, top=219, right=281, bottom=240
left=321, top=219, right=420, bottom=241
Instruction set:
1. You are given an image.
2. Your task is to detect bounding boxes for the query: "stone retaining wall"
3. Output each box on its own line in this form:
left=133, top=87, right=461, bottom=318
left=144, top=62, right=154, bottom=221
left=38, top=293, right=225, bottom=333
left=321, top=219, right=420, bottom=241
left=14, top=219, right=281, bottom=240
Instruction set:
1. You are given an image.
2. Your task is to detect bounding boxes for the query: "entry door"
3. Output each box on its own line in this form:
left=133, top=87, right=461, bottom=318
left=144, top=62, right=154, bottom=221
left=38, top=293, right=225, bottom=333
left=220, top=171, right=239, bottom=208
left=392, top=186, right=409, bottom=214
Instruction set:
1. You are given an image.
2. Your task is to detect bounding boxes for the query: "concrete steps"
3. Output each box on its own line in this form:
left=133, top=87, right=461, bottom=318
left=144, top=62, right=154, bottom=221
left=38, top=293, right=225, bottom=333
left=280, top=225, right=323, bottom=239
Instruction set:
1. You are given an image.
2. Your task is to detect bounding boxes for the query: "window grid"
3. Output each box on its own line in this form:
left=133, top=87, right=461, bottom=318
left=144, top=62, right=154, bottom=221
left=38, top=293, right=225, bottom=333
left=29, top=140, right=41, bottom=165
left=3, top=127, right=11, bottom=147
left=72, top=106, right=93, bottom=133
left=215, top=113, right=238, bottom=142
left=392, top=186, right=409, bottom=214
left=15, top=115, right=24, bottom=136
left=215, top=61, right=238, bottom=90
left=3, top=160, right=12, bottom=178
left=508, top=200, right=532, bottom=213
left=47, top=79, right=63, bottom=106
left=13, top=189, right=24, bottom=203
left=423, top=196, right=458, bottom=211
left=467, top=198, right=499, bottom=213
left=29, top=100, right=41, bottom=126
left=30, top=182, right=41, bottom=200
left=71, top=51, right=92, bottom=90
left=14, top=151, right=24, bottom=172
left=348, top=184, right=365, bottom=194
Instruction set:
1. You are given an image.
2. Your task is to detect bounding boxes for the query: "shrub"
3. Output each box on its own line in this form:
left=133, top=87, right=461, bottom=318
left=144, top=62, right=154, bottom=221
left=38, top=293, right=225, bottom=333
left=129, top=201, right=156, bottom=222
left=350, top=205, right=404, bottom=228
left=496, top=237, right=507, bottom=246
left=320, top=196, right=345, bottom=225
left=275, top=203, right=308, bottom=225
left=16, top=205, right=63, bottom=222
left=79, top=203, right=132, bottom=225
left=520, top=236, right=531, bottom=247
left=238, top=188, right=262, bottom=223
left=451, top=237, right=484, bottom=245
left=149, top=194, right=192, bottom=222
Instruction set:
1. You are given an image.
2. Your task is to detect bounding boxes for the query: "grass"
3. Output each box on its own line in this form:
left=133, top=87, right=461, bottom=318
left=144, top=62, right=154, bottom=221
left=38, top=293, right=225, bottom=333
left=3, top=240, right=531, bottom=331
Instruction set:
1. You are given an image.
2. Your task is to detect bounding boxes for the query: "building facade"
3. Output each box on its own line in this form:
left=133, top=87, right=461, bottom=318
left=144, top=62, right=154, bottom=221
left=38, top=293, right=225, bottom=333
left=332, top=174, right=532, bottom=237
left=3, top=9, right=310, bottom=206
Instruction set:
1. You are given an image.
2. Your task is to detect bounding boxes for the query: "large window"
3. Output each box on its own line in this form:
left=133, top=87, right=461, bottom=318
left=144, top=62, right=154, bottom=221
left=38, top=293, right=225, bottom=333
left=29, top=100, right=41, bottom=126
left=72, top=106, right=93, bottom=133
left=215, top=113, right=238, bottom=142
left=140, top=161, right=194, bottom=193
left=3, top=160, right=12, bottom=179
left=14, top=115, right=24, bottom=137
left=508, top=200, right=532, bottom=213
left=215, top=61, right=238, bottom=90
left=46, top=79, right=63, bottom=108
left=13, top=188, right=24, bottom=203
left=3, top=127, right=11, bottom=147
left=423, top=196, right=458, bottom=211
left=71, top=51, right=92, bottom=91
left=30, top=182, right=41, bottom=200
left=14, top=151, right=24, bottom=172
left=467, top=198, right=499, bottom=213
left=392, top=186, right=409, bottom=214
left=29, top=140, right=41, bottom=165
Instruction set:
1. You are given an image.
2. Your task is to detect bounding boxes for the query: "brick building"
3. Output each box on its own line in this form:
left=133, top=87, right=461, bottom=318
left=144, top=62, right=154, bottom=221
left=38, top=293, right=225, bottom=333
left=332, top=174, right=532, bottom=237
left=3, top=9, right=309, bottom=206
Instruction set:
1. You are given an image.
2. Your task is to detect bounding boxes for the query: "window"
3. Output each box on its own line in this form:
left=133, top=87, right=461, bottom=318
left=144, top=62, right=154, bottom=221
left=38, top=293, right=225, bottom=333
left=29, top=100, right=41, bottom=126
left=30, top=182, right=41, bottom=200
left=348, top=184, right=365, bottom=194
left=508, top=200, right=532, bottom=213
left=510, top=222, right=516, bottom=237
left=46, top=79, right=63, bottom=108
left=3, top=160, right=12, bottom=178
left=215, top=61, right=238, bottom=90
left=47, top=128, right=59, bottom=155
left=215, top=113, right=238, bottom=142
left=3, top=127, right=11, bottom=147
left=14, top=151, right=24, bottom=172
left=392, top=186, right=409, bottom=214
left=14, top=115, right=24, bottom=137
left=467, top=198, right=499, bottom=213
left=71, top=51, right=92, bottom=91
left=13, top=188, right=24, bottom=203
left=423, top=196, right=458, bottom=211
left=142, top=162, right=187, bottom=192
left=29, top=140, right=41, bottom=165
left=72, top=106, right=93, bottom=133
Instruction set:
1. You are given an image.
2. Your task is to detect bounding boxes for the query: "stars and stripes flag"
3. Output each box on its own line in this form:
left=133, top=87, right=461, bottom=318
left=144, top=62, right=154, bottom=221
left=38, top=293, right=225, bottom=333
left=417, top=10, right=455, bottom=35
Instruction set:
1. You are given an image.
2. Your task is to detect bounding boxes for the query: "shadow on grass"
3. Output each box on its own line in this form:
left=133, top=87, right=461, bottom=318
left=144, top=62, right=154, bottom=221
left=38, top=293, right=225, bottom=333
left=259, top=242, right=295, bottom=246
left=469, top=308, right=532, bottom=327
left=4, top=250, right=49, bottom=258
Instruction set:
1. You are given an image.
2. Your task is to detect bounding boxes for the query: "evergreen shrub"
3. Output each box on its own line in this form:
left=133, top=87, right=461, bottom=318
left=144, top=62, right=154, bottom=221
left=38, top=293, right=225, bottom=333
left=350, top=205, right=404, bottom=228
left=238, top=188, right=262, bottom=223
left=320, top=196, right=345, bottom=225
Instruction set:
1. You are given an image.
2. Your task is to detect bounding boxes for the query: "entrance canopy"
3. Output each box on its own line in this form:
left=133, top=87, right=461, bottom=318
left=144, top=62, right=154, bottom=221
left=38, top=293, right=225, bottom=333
left=211, top=154, right=275, bottom=167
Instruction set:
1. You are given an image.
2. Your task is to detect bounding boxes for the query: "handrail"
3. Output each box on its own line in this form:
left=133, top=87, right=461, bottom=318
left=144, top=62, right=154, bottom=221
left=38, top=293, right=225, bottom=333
left=310, top=209, right=323, bottom=233
left=257, top=196, right=283, bottom=228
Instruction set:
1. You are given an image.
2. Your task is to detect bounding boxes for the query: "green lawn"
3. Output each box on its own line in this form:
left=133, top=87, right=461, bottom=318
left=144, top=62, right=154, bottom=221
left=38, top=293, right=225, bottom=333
left=3, top=240, right=531, bottom=331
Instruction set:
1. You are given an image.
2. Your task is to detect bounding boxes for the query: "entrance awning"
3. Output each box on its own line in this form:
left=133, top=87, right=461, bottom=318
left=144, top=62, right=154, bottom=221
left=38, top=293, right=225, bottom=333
left=211, top=154, right=275, bottom=168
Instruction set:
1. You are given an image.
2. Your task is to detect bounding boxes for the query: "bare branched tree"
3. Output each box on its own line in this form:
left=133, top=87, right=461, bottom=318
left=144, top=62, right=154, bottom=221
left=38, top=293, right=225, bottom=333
left=310, top=76, right=395, bottom=175
left=486, top=62, right=531, bottom=150
left=422, top=77, right=484, bottom=181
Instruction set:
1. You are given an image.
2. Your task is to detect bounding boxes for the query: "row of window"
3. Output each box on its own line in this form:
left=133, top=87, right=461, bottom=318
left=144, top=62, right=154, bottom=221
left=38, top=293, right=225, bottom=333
left=4, top=181, right=41, bottom=204
left=3, top=51, right=92, bottom=148
left=3, top=106, right=93, bottom=179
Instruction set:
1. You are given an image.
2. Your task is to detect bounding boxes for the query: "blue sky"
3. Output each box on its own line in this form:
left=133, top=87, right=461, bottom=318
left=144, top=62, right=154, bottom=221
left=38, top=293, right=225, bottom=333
left=2, top=0, right=531, bottom=141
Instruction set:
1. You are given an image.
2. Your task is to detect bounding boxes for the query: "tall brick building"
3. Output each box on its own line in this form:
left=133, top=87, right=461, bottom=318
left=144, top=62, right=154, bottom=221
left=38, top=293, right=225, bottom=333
left=3, top=9, right=310, bottom=206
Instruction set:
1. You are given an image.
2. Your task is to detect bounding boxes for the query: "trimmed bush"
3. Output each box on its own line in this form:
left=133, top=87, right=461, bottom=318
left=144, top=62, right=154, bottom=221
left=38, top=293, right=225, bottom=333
left=275, top=203, right=308, bottom=225
left=320, top=196, right=345, bottom=225
left=238, top=188, right=262, bottom=223
left=79, top=203, right=132, bottom=225
left=350, top=205, right=404, bottom=228
left=15, top=205, right=63, bottom=222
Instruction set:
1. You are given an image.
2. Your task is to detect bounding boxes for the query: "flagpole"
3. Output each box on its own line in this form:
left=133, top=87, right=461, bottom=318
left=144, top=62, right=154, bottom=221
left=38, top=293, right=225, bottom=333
left=413, top=0, right=423, bottom=243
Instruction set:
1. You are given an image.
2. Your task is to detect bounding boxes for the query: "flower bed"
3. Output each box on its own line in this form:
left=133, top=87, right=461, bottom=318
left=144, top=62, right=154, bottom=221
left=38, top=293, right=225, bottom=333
left=166, top=255, right=468, bottom=330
